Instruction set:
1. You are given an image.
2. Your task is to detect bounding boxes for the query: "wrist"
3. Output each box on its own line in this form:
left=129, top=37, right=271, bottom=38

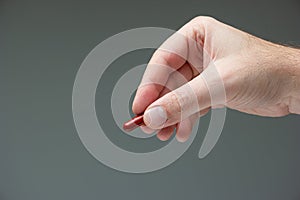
left=281, top=47, right=300, bottom=114
left=286, top=47, right=300, bottom=97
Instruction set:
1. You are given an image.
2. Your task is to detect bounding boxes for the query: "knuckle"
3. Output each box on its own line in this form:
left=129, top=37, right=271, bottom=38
left=165, top=92, right=182, bottom=119
left=191, top=16, right=216, bottom=25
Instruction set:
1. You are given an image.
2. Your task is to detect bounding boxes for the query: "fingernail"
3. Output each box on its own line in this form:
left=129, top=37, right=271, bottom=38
left=144, top=106, right=167, bottom=129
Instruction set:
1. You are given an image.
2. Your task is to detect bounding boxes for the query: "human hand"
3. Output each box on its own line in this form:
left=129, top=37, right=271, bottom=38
left=132, top=16, right=300, bottom=142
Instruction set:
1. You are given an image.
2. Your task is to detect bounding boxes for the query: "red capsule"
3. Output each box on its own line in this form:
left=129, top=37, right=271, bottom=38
left=123, top=115, right=145, bottom=132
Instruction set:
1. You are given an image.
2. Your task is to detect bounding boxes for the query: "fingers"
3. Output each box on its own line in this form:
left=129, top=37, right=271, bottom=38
left=132, top=49, right=187, bottom=115
left=143, top=75, right=211, bottom=129
left=175, top=108, right=210, bottom=142
left=156, top=125, right=176, bottom=141
left=132, top=19, right=206, bottom=115
left=132, top=17, right=218, bottom=137
left=175, top=118, right=194, bottom=142
left=138, top=63, right=194, bottom=134
left=159, top=62, right=195, bottom=96
left=156, top=108, right=211, bottom=142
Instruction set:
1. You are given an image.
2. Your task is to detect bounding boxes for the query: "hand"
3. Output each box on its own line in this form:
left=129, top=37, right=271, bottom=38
left=132, top=16, right=300, bottom=142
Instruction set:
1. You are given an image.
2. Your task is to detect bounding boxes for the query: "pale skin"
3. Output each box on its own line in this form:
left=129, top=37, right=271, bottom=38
left=132, top=16, right=300, bottom=142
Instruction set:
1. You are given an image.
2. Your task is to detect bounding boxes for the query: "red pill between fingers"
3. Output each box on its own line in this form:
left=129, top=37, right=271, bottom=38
left=123, top=115, right=145, bottom=132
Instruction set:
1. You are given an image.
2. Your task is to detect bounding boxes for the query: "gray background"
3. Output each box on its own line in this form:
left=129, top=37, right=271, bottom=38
left=1, top=0, right=300, bottom=199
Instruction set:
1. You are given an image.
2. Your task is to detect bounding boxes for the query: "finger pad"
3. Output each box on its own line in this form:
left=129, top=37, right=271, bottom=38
left=132, top=85, right=160, bottom=114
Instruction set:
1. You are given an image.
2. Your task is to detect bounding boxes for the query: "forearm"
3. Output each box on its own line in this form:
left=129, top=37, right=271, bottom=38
left=283, top=46, right=300, bottom=114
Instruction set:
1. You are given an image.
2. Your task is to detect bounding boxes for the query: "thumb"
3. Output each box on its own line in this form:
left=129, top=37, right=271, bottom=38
left=143, top=75, right=211, bottom=129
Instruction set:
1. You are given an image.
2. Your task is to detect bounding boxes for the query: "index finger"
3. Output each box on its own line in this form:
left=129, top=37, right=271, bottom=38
left=132, top=33, right=188, bottom=114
